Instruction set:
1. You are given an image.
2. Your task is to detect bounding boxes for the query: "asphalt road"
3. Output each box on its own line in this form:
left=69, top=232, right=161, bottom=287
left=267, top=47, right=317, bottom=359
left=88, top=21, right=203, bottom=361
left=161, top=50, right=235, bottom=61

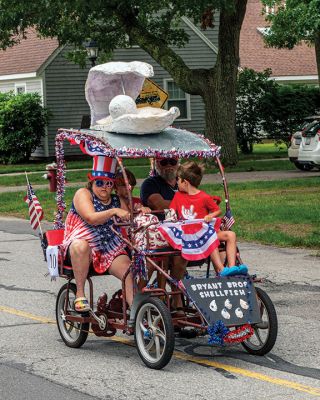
left=0, top=217, right=319, bottom=400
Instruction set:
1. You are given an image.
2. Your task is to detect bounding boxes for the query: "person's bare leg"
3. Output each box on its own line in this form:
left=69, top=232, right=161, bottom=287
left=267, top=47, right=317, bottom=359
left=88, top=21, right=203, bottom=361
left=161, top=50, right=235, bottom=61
left=171, top=256, right=187, bottom=309
left=210, top=247, right=225, bottom=274
left=219, top=248, right=227, bottom=265
left=108, top=254, right=134, bottom=307
left=69, top=239, right=91, bottom=298
left=217, top=231, right=237, bottom=267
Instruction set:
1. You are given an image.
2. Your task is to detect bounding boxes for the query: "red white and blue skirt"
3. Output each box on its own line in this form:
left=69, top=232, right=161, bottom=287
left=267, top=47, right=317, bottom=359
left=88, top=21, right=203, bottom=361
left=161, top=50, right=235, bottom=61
left=158, top=218, right=221, bottom=261
left=62, top=193, right=126, bottom=274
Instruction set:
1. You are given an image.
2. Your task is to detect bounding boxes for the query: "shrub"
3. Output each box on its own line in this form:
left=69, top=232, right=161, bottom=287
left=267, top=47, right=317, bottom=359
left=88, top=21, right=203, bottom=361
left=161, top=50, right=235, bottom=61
left=261, top=85, right=320, bottom=146
left=237, top=69, right=320, bottom=151
left=0, top=92, right=49, bottom=163
left=236, top=68, right=277, bottom=154
left=0, top=92, right=12, bottom=105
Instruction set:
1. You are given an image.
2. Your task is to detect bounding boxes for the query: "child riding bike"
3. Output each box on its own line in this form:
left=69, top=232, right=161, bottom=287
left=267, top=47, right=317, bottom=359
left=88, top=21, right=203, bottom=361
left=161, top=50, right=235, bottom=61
left=159, top=161, right=248, bottom=277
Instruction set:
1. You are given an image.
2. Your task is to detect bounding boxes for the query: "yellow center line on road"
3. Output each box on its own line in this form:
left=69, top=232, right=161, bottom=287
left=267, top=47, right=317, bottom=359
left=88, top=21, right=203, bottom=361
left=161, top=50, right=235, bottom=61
left=173, top=353, right=320, bottom=397
left=0, top=305, right=56, bottom=324
left=1, top=305, right=320, bottom=397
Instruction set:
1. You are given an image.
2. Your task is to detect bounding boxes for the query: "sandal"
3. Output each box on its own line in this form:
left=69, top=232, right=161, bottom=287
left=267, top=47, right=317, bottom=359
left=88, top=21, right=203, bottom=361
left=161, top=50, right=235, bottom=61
left=74, top=297, right=91, bottom=313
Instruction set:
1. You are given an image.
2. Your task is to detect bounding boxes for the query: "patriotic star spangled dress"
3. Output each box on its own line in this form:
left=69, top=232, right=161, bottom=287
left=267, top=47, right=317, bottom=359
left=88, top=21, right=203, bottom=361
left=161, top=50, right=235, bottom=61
left=63, top=192, right=126, bottom=274
left=158, top=191, right=221, bottom=261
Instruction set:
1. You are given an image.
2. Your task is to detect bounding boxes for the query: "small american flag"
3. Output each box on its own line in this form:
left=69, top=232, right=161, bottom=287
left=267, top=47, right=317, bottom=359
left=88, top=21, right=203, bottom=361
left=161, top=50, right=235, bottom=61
left=222, top=209, right=235, bottom=230
left=24, top=182, right=43, bottom=230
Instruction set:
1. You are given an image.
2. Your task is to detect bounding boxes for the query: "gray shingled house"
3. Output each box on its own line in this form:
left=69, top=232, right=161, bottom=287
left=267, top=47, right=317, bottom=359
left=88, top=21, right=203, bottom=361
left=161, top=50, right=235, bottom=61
left=0, top=21, right=218, bottom=159
left=1, top=3, right=318, bottom=159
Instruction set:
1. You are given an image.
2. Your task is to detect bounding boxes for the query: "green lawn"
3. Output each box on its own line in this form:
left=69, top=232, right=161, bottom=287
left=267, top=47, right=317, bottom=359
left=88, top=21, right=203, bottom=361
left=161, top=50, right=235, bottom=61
left=0, top=157, right=149, bottom=174
left=0, top=142, right=289, bottom=180
left=202, top=178, right=320, bottom=249
left=0, top=165, right=151, bottom=186
left=2, top=177, right=319, bottom=249
left=241, top=142, right=287, bottom=158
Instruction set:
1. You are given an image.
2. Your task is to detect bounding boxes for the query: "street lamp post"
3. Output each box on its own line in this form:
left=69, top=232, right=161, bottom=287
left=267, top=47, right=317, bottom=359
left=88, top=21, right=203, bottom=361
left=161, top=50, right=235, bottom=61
left=84, top=39, right=99, bottom=67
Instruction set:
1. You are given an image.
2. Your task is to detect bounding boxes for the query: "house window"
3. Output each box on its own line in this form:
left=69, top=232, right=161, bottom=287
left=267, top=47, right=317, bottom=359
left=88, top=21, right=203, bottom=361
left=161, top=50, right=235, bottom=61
left=15, top=83, right=26, bottom=94
left=265, top=5, right=275, bottom=15
left=164, top=79, right=191, bottom=120
left=265, top=2, right=284, bottom=15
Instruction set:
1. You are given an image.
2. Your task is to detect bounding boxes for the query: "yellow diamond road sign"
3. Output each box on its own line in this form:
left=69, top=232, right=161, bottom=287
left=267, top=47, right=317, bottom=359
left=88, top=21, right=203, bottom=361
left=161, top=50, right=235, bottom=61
left=136, top=78, right=168, bottom=109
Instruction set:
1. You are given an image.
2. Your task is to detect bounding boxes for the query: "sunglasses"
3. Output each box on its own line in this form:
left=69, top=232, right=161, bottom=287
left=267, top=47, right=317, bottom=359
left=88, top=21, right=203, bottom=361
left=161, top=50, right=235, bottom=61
left=94, top=179, right=114, bottom=188
left=159, top=158, right=178, bottom=167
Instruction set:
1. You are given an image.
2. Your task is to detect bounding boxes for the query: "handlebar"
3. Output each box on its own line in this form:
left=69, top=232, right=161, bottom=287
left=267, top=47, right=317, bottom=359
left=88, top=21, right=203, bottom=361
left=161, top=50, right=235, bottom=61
left=112, top=215, right=159, bottom=234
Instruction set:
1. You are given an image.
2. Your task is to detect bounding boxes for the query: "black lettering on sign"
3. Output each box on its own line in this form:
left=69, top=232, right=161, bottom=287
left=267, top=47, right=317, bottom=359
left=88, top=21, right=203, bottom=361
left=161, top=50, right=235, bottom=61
left=49, top=253, right=57, bottom=270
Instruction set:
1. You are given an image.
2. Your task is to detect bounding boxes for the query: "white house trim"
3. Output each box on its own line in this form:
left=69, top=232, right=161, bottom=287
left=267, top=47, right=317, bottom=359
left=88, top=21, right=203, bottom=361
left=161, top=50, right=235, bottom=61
left=0, top=72, right=37, bottom=81
left=37, top=45, right=65, bottom=75
left=272, top=75, right=318, bottom=81
left=40, top=73, right=49, bottom=158
left=181, top=17, right=218, bottom=54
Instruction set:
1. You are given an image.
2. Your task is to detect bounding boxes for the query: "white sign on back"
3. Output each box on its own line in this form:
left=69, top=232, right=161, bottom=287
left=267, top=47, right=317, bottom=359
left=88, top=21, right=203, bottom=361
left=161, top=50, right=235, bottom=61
left=46, top=245, right=60, bottom=279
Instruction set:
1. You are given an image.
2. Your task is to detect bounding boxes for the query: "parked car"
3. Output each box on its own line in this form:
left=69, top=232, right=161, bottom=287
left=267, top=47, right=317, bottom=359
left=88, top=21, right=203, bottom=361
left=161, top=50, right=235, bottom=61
left=298, top=120, right=320, bottom=170
left=288, top=116, right=320, bottom=171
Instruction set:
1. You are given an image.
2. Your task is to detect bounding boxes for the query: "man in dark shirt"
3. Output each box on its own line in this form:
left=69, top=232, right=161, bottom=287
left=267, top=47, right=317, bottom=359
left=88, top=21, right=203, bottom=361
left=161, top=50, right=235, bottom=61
left=140, top=157, right=178, bottom=209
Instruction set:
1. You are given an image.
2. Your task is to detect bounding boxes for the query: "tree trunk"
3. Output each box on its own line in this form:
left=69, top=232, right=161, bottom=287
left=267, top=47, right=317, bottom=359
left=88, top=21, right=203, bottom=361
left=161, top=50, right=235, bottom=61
left=202, top=73, right=239, bottom=164
left=314, top=31, right=320, bottom=87
left=200, top=81, right=236, bottom=163
left=202, top=1, right=247, bottom=164
left=118, top=0, right=248, bottom=165
left=239, top=140, right=253, bottom=154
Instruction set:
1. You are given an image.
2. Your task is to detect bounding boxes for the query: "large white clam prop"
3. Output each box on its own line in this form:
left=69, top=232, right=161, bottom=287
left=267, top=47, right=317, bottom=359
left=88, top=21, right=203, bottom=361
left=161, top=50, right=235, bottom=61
left=85, top=61, right=180, bottom=134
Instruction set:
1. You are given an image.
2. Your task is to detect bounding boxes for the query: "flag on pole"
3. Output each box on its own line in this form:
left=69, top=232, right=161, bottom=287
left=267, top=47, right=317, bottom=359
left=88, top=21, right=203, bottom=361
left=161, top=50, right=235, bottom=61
left=221, top=209, right=235, bottom=231
left=24, top=181, right=43, bottom=231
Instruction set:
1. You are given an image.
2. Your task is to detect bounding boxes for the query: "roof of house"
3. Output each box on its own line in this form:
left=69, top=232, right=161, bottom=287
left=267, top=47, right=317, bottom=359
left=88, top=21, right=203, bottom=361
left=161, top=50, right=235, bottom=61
left=0, top=29, right=59, bottom=77
left=240, top=0, right=317, bottom=77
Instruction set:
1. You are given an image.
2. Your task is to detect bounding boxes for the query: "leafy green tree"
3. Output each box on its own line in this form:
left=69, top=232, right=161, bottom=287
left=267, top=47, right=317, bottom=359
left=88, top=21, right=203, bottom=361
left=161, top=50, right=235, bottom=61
left=0, top=0, right=248, bottom=165
left=0, top=93, right=49, bottom=163
left=236, top=68, right=277, bottom=153
left=262, top=0, right=320, bottom=85
left=260, top=84, right=320, bottom=146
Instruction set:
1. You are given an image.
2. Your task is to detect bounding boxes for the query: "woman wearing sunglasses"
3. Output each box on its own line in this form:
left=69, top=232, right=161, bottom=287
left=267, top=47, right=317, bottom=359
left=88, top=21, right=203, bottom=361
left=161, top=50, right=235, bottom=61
left=63, top=156, right=133, bottom=313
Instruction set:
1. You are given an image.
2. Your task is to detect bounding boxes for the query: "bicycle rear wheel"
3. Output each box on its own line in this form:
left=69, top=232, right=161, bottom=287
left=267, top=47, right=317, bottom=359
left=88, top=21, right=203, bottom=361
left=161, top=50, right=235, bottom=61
left=56, top=282, right=89, bottom=348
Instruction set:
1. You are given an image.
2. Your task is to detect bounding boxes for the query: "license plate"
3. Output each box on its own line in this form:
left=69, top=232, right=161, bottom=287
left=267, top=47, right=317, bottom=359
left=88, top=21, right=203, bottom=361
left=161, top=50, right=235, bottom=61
left=305, top=138, right=311, bottom=145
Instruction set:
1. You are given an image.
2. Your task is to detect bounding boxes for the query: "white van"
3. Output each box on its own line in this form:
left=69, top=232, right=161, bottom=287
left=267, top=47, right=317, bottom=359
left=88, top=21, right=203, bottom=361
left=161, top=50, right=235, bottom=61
left=298, top=120, right=320, bottom=169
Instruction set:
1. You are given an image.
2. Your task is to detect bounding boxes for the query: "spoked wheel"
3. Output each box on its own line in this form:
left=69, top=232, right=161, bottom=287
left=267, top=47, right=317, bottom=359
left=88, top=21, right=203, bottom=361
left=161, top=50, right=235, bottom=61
left=134, top=297, right=174, bottom=369
left=56, top=282, right=89, bottom=348
left=242, top=287, right=278, bottom=356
